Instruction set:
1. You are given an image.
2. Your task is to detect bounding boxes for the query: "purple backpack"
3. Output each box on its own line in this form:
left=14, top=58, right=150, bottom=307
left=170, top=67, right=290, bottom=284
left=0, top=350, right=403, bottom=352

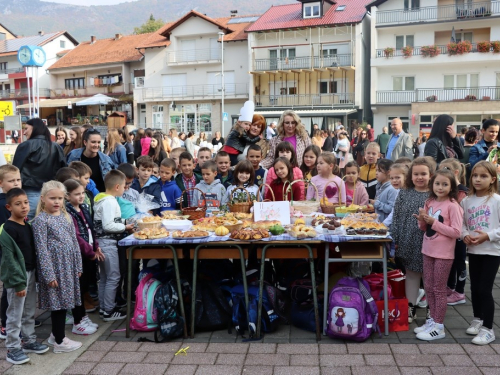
left=326, top=277, right=380, bottom=342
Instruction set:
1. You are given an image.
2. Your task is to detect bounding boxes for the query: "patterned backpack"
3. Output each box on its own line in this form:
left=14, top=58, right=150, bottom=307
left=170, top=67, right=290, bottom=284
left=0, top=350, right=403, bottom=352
left=130, top=272, right=162, bottom=332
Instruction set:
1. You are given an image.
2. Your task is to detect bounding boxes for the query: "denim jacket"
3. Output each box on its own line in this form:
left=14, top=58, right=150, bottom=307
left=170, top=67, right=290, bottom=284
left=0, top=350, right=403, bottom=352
left=469, top=139, right=500, bottom=169
left=67, top=148, right=116, bottom=182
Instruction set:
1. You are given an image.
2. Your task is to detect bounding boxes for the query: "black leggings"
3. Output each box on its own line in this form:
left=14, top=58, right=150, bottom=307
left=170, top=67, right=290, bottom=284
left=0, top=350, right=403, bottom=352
left=52, top=303, right=84, bottom=345
left=468, top=253, right=500, bottom=329
left=447, top=239, right=467, bottom=294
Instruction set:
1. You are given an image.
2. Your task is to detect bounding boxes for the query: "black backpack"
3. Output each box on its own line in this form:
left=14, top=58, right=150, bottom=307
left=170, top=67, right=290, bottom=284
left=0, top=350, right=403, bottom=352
left=152, top=279, right=187, bottom=342
left=194, top=282, right=233, bottom=331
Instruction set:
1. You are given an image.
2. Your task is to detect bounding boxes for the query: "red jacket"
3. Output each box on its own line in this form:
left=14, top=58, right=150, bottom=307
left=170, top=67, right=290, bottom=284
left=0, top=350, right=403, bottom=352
left=265, top=179, right=304, bottom=202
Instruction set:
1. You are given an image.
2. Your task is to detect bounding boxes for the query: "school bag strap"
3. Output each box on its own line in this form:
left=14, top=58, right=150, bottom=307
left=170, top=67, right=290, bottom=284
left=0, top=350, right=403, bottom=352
left=357, top=278, right=381, bottom=337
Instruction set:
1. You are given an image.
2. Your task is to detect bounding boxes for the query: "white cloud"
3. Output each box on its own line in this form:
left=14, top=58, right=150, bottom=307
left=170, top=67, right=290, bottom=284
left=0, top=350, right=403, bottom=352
left=41, top=0, right=138, bottom=5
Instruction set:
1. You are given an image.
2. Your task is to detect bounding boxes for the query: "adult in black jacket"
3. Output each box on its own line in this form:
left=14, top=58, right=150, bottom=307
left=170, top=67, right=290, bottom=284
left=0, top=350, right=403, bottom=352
left=322, top=130, right=334, bottom=152
left=13, top=118, right=66, bottom=219
left=424, top=114, right=464, bottom=164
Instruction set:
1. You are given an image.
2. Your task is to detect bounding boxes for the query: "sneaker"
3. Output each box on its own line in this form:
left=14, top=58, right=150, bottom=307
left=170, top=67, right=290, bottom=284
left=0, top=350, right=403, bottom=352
left=34, top=320, right=42, bottom=328
left=408, top=303, right=417, bottom=324
left=414, top=318, right=434, bottom=334
left=447, top=290, right=466, bottom=306
left=417, top=295, right=428, bottom=309
left=72, top=321, right=97, bottom=336
left=416, top=323, right=445, bottom=341
left=6, top=348, right=30, bottom=365
left=99, top=308, right=105, bottom=317
left=65, top=313, right=74, bottom=325
left=47, top=333, right=55, bottom=346
left=81, top=316, right=99, bottom=329
left=466, top=319, right=483, bottom=335
left=102, top=308, right=126, bottom=322
left=472, top=327, right=496, bottom=345
left=84, top=301, right=97, bottom=313
left=446, top=287, right=454, bottom=297
left=53, top=337, right=82, bottom=353
left=22, top=341, right=49, bottom=354
left=416, top=289, right=426, bottom=308
left=0, top=326, right=6, bottom=339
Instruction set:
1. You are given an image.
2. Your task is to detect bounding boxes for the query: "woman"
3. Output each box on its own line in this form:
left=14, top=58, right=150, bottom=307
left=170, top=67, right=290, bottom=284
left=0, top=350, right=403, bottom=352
left=249, top=114, right=269, bottom=159
left=12, top=118, right=66, bottom=219
left=353, top=129, right=369, bottom=166
left=149, top=133, right=168, bottom=165
left=196, top=132, right=207, bottom=146
left=133, top=128, right=145, bottom=161
left=160, top=132, right=171, bottom=156
left=67, top=128, right=115, bottom=193
left=261, top=110, right=312, bottom=169
left=211, top=131, right=225, bottom=148
left=322, top=130, right=334, bottom=152
left=185, top=132, right=195, bottom=156
left=312, top=130, right=324, bottom=148
left=178, top=132, right=186, bottom=147
left=424, top=114, right=464, bottom=164
left=67, top=126, right=83, bottom=155
left=350, top=128, right=359, bottom=160
left=55, top=126, right=69, bottom=151
left=105, top=128, right=127, bottom=166
left=117, top=127, right=135, bottom=164
left=169, top=128, right=181, bottom=149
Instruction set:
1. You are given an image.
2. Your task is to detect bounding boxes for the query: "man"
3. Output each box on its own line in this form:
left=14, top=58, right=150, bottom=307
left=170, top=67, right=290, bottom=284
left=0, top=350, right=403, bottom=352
left=376, top=126, right=391, bottom=157
left=310, top=123, right=319, bottom=138
left=385, top=118, right=414, bottom=161
left=366, top=124, right=375, bottom=142
left=266, top=122, right=276, bottom=140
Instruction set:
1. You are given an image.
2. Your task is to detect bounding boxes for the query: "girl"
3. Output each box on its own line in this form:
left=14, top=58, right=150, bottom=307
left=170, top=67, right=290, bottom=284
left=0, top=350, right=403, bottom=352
left=226, top=160, right=259, bottom=202
left=64, top=179, right=104, bottom=334
left=117, top=128, right=135, bottom=164
left=196, top=132, right=207, bottom=146
left=133, top=128, right=145, bottom=161
left=265, top=141, right=304, bottom=188
left=265, top=157, right=304, bottom=201
left=462, top=161, right=500, bottom=345
left=344, top=161, right=369, bottom=206
left=334, top=130, right=350, bottom=170
left=312, top=130, right=324, bottom=148
left=67, top=126, right=83, bottom=155
left=300, top=145, right=321, bottom=182
left=307, top=152, right=346, bottom=205
left=56, top=126, right=69, bottom=150
left=148, top=133, right=168, bottom=165
left=106, top=129, right=127, bottom=166
left=413, top=169, right=463, bottom=341
left=438, top=158, right=468, bottom=306
left=31, top=181, right=83, bottom=353
left=372, top=159, right=398, bottom=223
left=392, top=157, right=436, bottom=324
left=140, top=129, right=153, bottom=156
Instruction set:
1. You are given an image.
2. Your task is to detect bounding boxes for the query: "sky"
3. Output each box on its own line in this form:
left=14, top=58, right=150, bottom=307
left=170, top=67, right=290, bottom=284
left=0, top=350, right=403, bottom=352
left=41, top=0, right=138, bottom=5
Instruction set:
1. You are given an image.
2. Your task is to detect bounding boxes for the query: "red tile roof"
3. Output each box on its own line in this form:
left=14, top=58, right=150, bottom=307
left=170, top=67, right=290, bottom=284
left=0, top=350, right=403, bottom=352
left=160, top=10, right=232, bottom=38
left=247, top=0, right=370, bottom=32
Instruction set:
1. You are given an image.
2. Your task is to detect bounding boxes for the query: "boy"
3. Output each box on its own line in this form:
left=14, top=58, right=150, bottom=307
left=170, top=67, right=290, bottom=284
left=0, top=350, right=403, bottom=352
left=68, top=161, right=96, bottom=214
left=175, top=151, right=201, bottom=207
left=247, top=144, right=268, bottom=188
left=152, top=163, right=159, bottom=179
left=170, top=147, right=187, bottom=175
left=1, top=188, right=49, bottom=364
left=215, top=151, right=233, bottom=188
left=359, top=142, right=380, bottom=200
left=130, top=156, right=162, bottom=209
left=55, top=167, right=79, bottom=183
left=193, top=160, right=227, bottom=213
left=371, top=159, right=397, bottom=223
left=117, top=163, right=139, bottom=219
left=159, top=159, right=182, bottom=211
left=194, top=147, right=213, bottom=179
left=94, top=170, right=134, bottom=321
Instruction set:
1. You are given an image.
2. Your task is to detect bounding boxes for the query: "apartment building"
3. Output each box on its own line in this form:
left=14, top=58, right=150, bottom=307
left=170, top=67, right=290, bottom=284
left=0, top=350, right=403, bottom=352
left=369, top=0, right=500, bottom=137
left=246, top=0, right=372, bottom=131
left=134, top=11, right=254, bottom=135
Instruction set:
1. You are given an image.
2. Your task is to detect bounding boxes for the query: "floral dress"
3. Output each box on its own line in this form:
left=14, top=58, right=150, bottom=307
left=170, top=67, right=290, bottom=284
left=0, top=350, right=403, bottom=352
left=32, top=212, right=83, bottom=311
left=392, top=188, right=428, bottom=273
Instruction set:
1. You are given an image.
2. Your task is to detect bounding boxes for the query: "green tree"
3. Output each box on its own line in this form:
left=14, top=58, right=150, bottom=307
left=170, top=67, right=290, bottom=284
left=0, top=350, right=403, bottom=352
left=133, top=14, right=164, bottom=34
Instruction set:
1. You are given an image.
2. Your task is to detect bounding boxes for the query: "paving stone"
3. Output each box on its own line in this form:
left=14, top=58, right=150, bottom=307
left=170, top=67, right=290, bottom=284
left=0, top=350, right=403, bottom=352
left=394, top=354, right=443, bottom=367
left=319, top=344, right=348, bottom=354
left=87, top=341, right=116, bottom=352
left=181, top=343, right=208, bottom=352
left=471, top=354, right=500, bottom=367
left=364, top=354, right=396, bottom=366
left=320, top=367, right=353, bottom=375
left=418, top=344, right=465, bottom=354
left=0, top=361, right=12, bottom=374
left=101, top=352, right=147, bottom=363
left=216, top=354, right=246, bottom=365
left=245, top=353, right=290, bottom=366
left=430, top=368, right=482, bottom=375
left=248, top=343, right=276, bottom=354
left=352, top=367, right=400, bottom=375
left=390, top=344, right=420, bottom=354
left=195, top=365, right=242, bottom=375
left=142, top=352, right=175, bottom=364
left=112, top=342, right=142, bottom=351
left=461, top=343, right=496, bottom=355
left=138, top=342, right=181, bottom=352
left=277, top=343, right=319, bottom=354
left=120, top=363, right=169, bottom=374
left=90, top=363, right=125, bottom=375
left=241, top=366, right=274, bottom=375
left=63, top=362, right=96, bottom=375
left=274, top=366, right=320, bottom=375
left=290, top=354, right=320, bottom=366
left=171, top=352, right=217, bottom=365
left=348, top=343, right=391, bottom=354
left=165, top=364, right=198, bottom=375
left=320, top=354, right=364, bottom=367
left=75, top=350, right=106, bottom=362
left=491, top=344, right=500, bottom=354
left=478, top=368, right=500, bottom=375
left=206, top=343, right=249, bottom=354
left=440, top=354, right=476, bottom=367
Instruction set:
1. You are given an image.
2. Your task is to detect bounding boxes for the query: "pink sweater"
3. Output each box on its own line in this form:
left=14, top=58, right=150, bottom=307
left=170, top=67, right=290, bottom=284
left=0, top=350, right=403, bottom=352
left=306, top=175, right=346, bottom=204
left=418, top=199, right=463, bottom=259
left=346, top=181, right=369, bottom=206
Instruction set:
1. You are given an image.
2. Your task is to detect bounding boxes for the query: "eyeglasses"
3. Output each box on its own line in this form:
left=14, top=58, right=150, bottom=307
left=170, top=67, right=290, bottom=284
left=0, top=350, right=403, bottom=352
left=284, top=121, right=297, bottom=125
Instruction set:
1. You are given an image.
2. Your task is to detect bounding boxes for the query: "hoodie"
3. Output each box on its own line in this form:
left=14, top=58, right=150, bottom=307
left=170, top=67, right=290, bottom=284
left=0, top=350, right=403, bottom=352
left=0, top=192, right=10, bottom=224
left=359, top=163, right=377, bottom=200
left=130, top=176, right=162, bottom=213
left=159, top=179, right=182, bottom=211
left=93, top=193, right=126, bottom=240
left=374, top=181, right=398, bottom=223
left=193, top=179, right=227, bottom=211
left=0, top=224, right=27, bottom=292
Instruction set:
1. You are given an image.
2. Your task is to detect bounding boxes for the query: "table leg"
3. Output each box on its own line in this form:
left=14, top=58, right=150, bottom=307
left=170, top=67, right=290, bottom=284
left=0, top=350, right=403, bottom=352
left=323, top=243, right=329, bottom=335
left=382, top=245, right=389, bottom=336
left=166, top=245, right=188, bottom=339
left=306, top=245, right=321, bottom=341
left=126, top=246, right=136, bottom=339
left=236, top=245, right=251, bottom=337
left=191, top=246, right=200, bottom=339
left=257, top=245, right=267, bottom=339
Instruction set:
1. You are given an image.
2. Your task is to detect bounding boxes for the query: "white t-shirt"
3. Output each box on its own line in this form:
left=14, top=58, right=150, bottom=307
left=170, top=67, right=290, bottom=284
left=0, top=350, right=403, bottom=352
left=266, top=126, right=275, bottom=140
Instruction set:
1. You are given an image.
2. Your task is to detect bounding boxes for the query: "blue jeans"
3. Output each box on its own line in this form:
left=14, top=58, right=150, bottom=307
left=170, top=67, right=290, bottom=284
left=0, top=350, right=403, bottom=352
left=24, top=188, right=41, bottom=220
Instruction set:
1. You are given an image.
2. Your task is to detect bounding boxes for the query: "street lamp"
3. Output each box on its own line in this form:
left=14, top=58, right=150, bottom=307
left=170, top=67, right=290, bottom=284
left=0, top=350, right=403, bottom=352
left=218, top=31, right=225, bottom=138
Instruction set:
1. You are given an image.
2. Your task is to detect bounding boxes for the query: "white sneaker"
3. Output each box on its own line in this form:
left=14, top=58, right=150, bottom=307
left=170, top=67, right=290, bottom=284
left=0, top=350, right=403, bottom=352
left=472, top=327, right=496, bottom=345
left=414, top=318, right=434, bottom=334
left=466, top=319, right=483, bottom=335
left=53, top=337, right=82, bottom=353
left=81, top=316, right=99, bottom=329
left=47, top=333, right=55, bottom=346
left=72, top=321, right=97, bottom=336
left=416, top=323, right=445, bottom=341
left=416, top=289, right=427, bottom=308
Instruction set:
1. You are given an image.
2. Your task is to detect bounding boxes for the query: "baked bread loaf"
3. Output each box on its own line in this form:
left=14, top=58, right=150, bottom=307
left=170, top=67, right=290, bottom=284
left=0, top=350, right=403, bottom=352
left=251, top=220, right=281, bottom=230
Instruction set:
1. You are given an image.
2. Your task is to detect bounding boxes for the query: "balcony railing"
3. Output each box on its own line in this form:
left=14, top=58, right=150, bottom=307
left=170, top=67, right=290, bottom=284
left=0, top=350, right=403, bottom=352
left=376, top=1, right=500, bottom=25
left=0, top=67, right=25, bottom=75
left=135, top=84, right=248, bottom=101
left=0, top=88, right=50, bottom=99
left=375, top=43, right=498, bottom=57
left=255, top=93, right=355, bottom=108
left=253, top=54, right=353, bottom=71
left=376, top=86, right=500, bottom=104
left=167, top=48, right=221, bottom=64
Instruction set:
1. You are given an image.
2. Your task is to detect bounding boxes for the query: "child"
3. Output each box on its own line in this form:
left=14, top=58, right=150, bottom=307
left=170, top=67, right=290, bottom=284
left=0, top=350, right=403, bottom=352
left=152, top=163, right=160, bottom=179
left=55, top=167, right=79, bottom=183
left=226, top=160, right=259, bottom=203
left=63, top=179, right=102, bottom=331
left=94, top=170, right=134, bottom=321
left=193, top=160, right=227, bottom=213
left=265, top=141, right=304, bottom=188
left=265, top=157, right=304, bottom=202
left=395, top=157, right=413, bottom=166
left=1, top=188, right=49, bottom=364
left=412, top=169, right=462, bottom=341
left=117, top=163, right=139, bottom=205
left=334, top=130, right=350, bottom=170
left=300, top=145, right=321, bottom=182
left=194, top=147, right=213, bottom=179
left=130, top=156, right=162, bottom=209
left=392, top=157, right=436, bottom=324
left=68, top=161, right=96, bottom=215
left=344, top=161, right=369, bottom=206
left=438, top=159, right=468, bottom=306
left=247, top=144, right=268, bottom=188
left=175, top=151, right=201, bottom=207
left=307, top=152, right=345, bottom=206
left=461, top=161, right=500, bottom=345
left=383, top=163, right=409, bottom=229
left=149, top=133, right=167, bottom=166
left=359, top=142, right=380, bottom=200
left=170, top=147, right=186, bottom=175
left=215, top=151, right=233, bottom=188
left=32, top=181, right=84, bottom=353
left=372, top=159, right=397, bottom=223
left=159, top=159, right=182, bottom=211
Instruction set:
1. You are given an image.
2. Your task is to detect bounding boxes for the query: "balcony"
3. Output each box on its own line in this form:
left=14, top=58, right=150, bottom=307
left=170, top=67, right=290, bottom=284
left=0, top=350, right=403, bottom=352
left=375, top=42, right=500, bottom=57
left=167, top=48, right=221, bottom=65
left=0, top=67, right=25, bottom=75
left=255, top=93, right=355, bottom=108
left=0, top=88, right=50, bottom=99
left=253, top=54, right=354, bottom=71
left=134, top=83, right=249, bottom=102
left=376, top=1, right=500, bottom=26
left=376, top=86, right=500, bottom=104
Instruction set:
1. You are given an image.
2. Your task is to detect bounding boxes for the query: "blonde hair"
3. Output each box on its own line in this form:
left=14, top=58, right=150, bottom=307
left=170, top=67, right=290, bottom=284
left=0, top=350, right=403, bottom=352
left=390, top=163, right=409, bottom=188
left=470, top=161, right=498, bottom=197
left=439, top=158, right=466, bottom=186
left=365, top=142, right=380, bottom=152
left=106, top=128, right=121, bottom=155
left=277, top=110, right=309, bottom=140
left=36, top=180, right=71, bottom=222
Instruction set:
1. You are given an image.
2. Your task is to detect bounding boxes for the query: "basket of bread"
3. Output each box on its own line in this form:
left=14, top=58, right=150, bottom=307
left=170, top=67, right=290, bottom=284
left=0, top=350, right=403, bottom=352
left=134, top=227, right=169, bottom=240
left=288, top=224, right=318, bottom=239
left=229, top=228, right=271, bottom=241
left=191, top=216, right=243, bottom=232
left=137, top=215, right=163, bottom=230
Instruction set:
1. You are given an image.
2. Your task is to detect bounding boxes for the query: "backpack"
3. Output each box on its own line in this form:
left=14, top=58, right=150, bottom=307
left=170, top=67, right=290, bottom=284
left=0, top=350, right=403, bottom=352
left=231, top=284, right=279, bottom=338
left=130, top=273, right=162, bottom=332
left=290, top=300, right=324, bottom=333
left=326, top=277, right=380, bottom=342
left=153, top=279, right=186, bottom=341
left=195, top=282, right=233, bottom=331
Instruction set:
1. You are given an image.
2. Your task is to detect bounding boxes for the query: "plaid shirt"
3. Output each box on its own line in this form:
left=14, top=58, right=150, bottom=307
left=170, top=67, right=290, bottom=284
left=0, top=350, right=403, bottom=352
left=183, top=174, right=197, bottom=206
left=261, top=134, right=312, bottom=170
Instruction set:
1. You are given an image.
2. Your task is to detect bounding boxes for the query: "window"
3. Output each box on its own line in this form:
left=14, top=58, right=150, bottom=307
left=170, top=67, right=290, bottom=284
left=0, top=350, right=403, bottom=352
left=444, top=73, right=478, bottom=88
left=280, top=86, right=297, bottom=95
left=0, top=62, right=6, bottom=72
left=396, top=35, right=414, bottom=49
left=319, top=81, right=338, bottom=94
left=455, top=32, right=473, bottom=43
left=304, top=2, right=321, bottom=18
left=280, top=48, right=296, bottom=59
left=404, top=0, right=420, bottom=10
left=393, top=76, right=415, bottom=91
left=60, top=40, right=66, bottom=48
left=336, top=5, right=346, bottom=11
left=322, top=48, right=338, bottom=57
left=65, top=78, right=85, bottom=89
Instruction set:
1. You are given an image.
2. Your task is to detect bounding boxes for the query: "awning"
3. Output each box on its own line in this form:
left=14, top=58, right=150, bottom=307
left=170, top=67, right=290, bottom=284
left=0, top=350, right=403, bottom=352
left=76, top=94, right=118, bottom=106
left=17, top=98, right=86, bottom=109
left=254, top=109, right=357, bottom=116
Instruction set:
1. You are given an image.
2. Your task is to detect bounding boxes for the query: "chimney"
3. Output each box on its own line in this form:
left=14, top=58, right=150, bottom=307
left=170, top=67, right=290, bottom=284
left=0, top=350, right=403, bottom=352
left=230, top=10, right=238, bottom=17
left=115, top=33, right=122, bottom=40
left=38, top=30, right=44, bottom=36
left=90, top=35, right=96, bottom=44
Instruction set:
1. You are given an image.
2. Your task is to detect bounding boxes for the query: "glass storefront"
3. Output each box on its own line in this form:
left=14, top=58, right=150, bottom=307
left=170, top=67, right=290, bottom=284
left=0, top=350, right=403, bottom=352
left=169, top=103, right=212, bottom=135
